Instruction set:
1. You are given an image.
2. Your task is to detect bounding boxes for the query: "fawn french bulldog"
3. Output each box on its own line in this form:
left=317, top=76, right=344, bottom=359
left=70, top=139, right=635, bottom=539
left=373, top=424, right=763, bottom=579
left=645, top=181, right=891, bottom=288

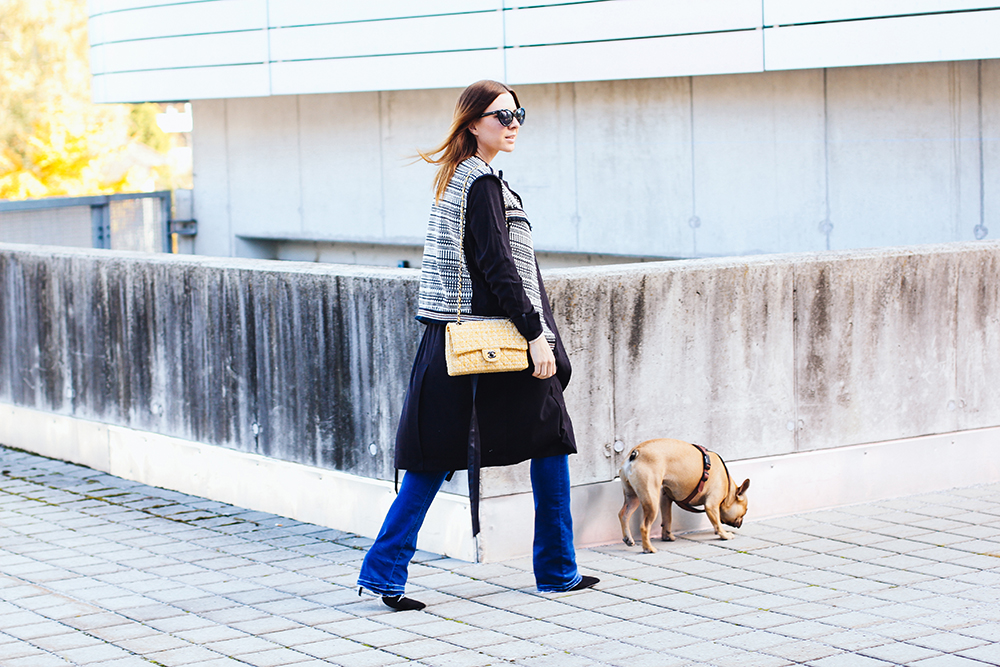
left=619, top=438, right=750, bottom=553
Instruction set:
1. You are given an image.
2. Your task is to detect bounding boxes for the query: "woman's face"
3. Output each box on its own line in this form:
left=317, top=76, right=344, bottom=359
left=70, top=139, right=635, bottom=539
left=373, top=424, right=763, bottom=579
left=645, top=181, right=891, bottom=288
left=470, top=92, right=519, bottom=162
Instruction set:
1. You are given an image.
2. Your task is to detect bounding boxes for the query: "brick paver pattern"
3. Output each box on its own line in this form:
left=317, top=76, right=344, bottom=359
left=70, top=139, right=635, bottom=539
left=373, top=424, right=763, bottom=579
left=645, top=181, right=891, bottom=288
left=1, top=445, right=999, bottom=666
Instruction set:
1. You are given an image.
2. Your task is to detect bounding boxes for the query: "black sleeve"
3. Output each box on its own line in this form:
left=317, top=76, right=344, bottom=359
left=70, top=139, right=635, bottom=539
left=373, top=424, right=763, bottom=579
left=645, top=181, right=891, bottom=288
left=464, top=175, right=544, bottom=342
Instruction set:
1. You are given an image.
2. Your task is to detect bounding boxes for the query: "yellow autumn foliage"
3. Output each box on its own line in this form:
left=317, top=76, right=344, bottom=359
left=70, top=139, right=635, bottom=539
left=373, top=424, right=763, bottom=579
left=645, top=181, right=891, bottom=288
left=0, top=0, right=172, bottom=200
left=0, top=105, right=133, bottom=199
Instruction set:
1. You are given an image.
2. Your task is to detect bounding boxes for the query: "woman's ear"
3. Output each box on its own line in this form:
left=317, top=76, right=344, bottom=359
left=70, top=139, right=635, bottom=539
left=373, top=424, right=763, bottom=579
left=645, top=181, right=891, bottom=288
left=468, top=121, right=478, bottom=137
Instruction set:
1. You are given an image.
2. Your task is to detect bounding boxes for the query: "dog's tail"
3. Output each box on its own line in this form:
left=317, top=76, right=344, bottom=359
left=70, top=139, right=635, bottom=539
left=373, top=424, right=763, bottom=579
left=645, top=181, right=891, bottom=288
left=619, top=444, right=642, bottom=479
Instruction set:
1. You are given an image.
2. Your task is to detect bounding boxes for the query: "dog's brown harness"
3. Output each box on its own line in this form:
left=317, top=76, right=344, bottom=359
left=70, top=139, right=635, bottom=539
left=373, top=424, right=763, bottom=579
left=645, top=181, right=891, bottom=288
left=672, top=443, right=731, bottom=514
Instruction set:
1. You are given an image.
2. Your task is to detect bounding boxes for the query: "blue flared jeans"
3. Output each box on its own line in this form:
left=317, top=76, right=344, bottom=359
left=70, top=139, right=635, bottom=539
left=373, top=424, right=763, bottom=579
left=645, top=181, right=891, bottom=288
left=357, top=455, right=582, bottom=595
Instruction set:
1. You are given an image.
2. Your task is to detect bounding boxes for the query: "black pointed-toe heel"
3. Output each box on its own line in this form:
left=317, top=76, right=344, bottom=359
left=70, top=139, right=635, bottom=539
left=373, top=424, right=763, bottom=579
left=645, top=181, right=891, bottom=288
left=569, top=575, right=599, bottom=591
left=382, top=594, right=426, bottom=611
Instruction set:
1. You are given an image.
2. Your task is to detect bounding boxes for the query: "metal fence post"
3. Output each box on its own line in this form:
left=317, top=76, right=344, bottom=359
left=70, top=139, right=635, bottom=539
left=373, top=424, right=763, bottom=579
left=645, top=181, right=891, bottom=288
left=160, top=193, right=173, bottom=253
left=91, top=203, right=111, bottom=249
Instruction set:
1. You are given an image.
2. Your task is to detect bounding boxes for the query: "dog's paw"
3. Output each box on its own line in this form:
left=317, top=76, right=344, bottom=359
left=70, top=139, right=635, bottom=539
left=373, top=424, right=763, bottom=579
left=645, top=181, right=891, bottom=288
left=717, top=530, right=734, bottom=540
left=622, top=537, right=635, bottom=547
left=661, top=532, right=675, bottom=542
left=641, top=543, right=658, bottom=554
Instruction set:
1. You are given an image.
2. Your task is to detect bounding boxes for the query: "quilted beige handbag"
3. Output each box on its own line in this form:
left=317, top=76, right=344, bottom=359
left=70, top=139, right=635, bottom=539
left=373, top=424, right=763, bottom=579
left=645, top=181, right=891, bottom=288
left=444, top=170, right=529, bottom=376
left=445, top=318, right=528, bottom=376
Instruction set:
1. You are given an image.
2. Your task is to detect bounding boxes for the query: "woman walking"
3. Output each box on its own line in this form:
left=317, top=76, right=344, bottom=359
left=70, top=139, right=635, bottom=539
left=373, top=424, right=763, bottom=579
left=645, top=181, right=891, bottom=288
left=358, top=80, right=598, bottom=611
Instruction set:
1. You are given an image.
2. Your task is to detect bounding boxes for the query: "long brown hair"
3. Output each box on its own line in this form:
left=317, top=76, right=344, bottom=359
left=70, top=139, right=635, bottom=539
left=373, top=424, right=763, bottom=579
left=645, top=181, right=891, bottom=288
left=418, top=80, right=520, bottom=202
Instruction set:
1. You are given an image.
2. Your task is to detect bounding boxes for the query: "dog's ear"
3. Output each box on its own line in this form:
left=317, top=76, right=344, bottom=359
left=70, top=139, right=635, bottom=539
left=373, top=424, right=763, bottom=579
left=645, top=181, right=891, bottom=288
left=737, top=479, right=750, bottom=497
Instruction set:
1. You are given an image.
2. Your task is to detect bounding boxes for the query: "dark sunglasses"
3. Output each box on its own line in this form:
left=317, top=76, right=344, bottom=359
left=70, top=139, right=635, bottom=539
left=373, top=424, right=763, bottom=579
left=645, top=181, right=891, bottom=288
left=480, top=107, right=526, bottom=127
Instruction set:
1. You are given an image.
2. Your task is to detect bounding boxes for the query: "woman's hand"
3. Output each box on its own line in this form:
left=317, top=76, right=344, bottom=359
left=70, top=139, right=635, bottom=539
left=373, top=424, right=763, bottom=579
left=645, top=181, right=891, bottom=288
left=528, top=335, right=556, bottom=380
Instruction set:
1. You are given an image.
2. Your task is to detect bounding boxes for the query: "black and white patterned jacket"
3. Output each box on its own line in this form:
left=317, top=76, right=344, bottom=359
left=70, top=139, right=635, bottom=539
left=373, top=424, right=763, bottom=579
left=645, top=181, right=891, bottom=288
left=416, top=156, right=554, bottom=346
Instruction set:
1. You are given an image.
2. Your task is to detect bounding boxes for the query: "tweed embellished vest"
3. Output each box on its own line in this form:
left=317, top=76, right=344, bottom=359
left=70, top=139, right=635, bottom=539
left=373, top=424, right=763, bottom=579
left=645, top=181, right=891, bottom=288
left=416, top=156, right=554, bottom=345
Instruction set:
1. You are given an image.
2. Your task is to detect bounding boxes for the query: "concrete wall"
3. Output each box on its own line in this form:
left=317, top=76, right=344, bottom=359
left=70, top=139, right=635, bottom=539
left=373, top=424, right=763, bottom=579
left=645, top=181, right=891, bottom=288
left=3, top=241, right=999, bottom=557
left=0, top=245, right=420, bottom=480
left=190, top=61, right=1000, bottom=264
left=3, top=239, right=999, bottom=482
left=550, top=244, right=1000, bottom=459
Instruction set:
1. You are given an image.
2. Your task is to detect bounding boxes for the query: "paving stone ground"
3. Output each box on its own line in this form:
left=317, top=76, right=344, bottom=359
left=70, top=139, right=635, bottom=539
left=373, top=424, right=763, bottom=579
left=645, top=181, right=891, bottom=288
left=1, top=444, right=999, bottom=667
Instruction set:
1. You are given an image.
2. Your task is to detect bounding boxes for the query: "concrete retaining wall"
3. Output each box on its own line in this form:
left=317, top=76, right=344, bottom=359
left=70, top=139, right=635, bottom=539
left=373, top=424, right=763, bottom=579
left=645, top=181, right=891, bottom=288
left=548, top=242, right=1000, bottom=462
left=2, top=241, right=998, bottom=560
left=0, top=245, right=420, bottom=480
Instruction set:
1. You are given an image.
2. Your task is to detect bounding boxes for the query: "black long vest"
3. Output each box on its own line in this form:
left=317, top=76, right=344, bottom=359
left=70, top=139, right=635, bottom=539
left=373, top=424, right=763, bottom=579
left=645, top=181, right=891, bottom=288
left=394, top=173, right=577, bottom=472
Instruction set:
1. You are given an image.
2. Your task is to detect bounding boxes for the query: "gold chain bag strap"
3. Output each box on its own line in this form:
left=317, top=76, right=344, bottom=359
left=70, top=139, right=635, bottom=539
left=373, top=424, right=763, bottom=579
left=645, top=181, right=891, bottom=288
left=444, top=171, right=529, bottom=377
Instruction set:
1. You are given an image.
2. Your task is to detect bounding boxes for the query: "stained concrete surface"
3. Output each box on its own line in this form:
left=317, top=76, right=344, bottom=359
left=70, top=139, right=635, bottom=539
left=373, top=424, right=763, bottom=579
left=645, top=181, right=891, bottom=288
left=3, top=241, right=1000, bottom=503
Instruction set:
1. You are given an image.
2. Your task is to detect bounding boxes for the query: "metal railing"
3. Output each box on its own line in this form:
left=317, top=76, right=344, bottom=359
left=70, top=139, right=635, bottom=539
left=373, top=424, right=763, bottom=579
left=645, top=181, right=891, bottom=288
left=0, top=191, right=174, bottom=253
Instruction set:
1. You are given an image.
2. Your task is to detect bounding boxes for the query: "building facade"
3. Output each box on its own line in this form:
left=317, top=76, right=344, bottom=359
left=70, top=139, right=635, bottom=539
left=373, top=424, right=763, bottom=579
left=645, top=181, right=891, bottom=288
left=88, top=1, right=1000, bottom=265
